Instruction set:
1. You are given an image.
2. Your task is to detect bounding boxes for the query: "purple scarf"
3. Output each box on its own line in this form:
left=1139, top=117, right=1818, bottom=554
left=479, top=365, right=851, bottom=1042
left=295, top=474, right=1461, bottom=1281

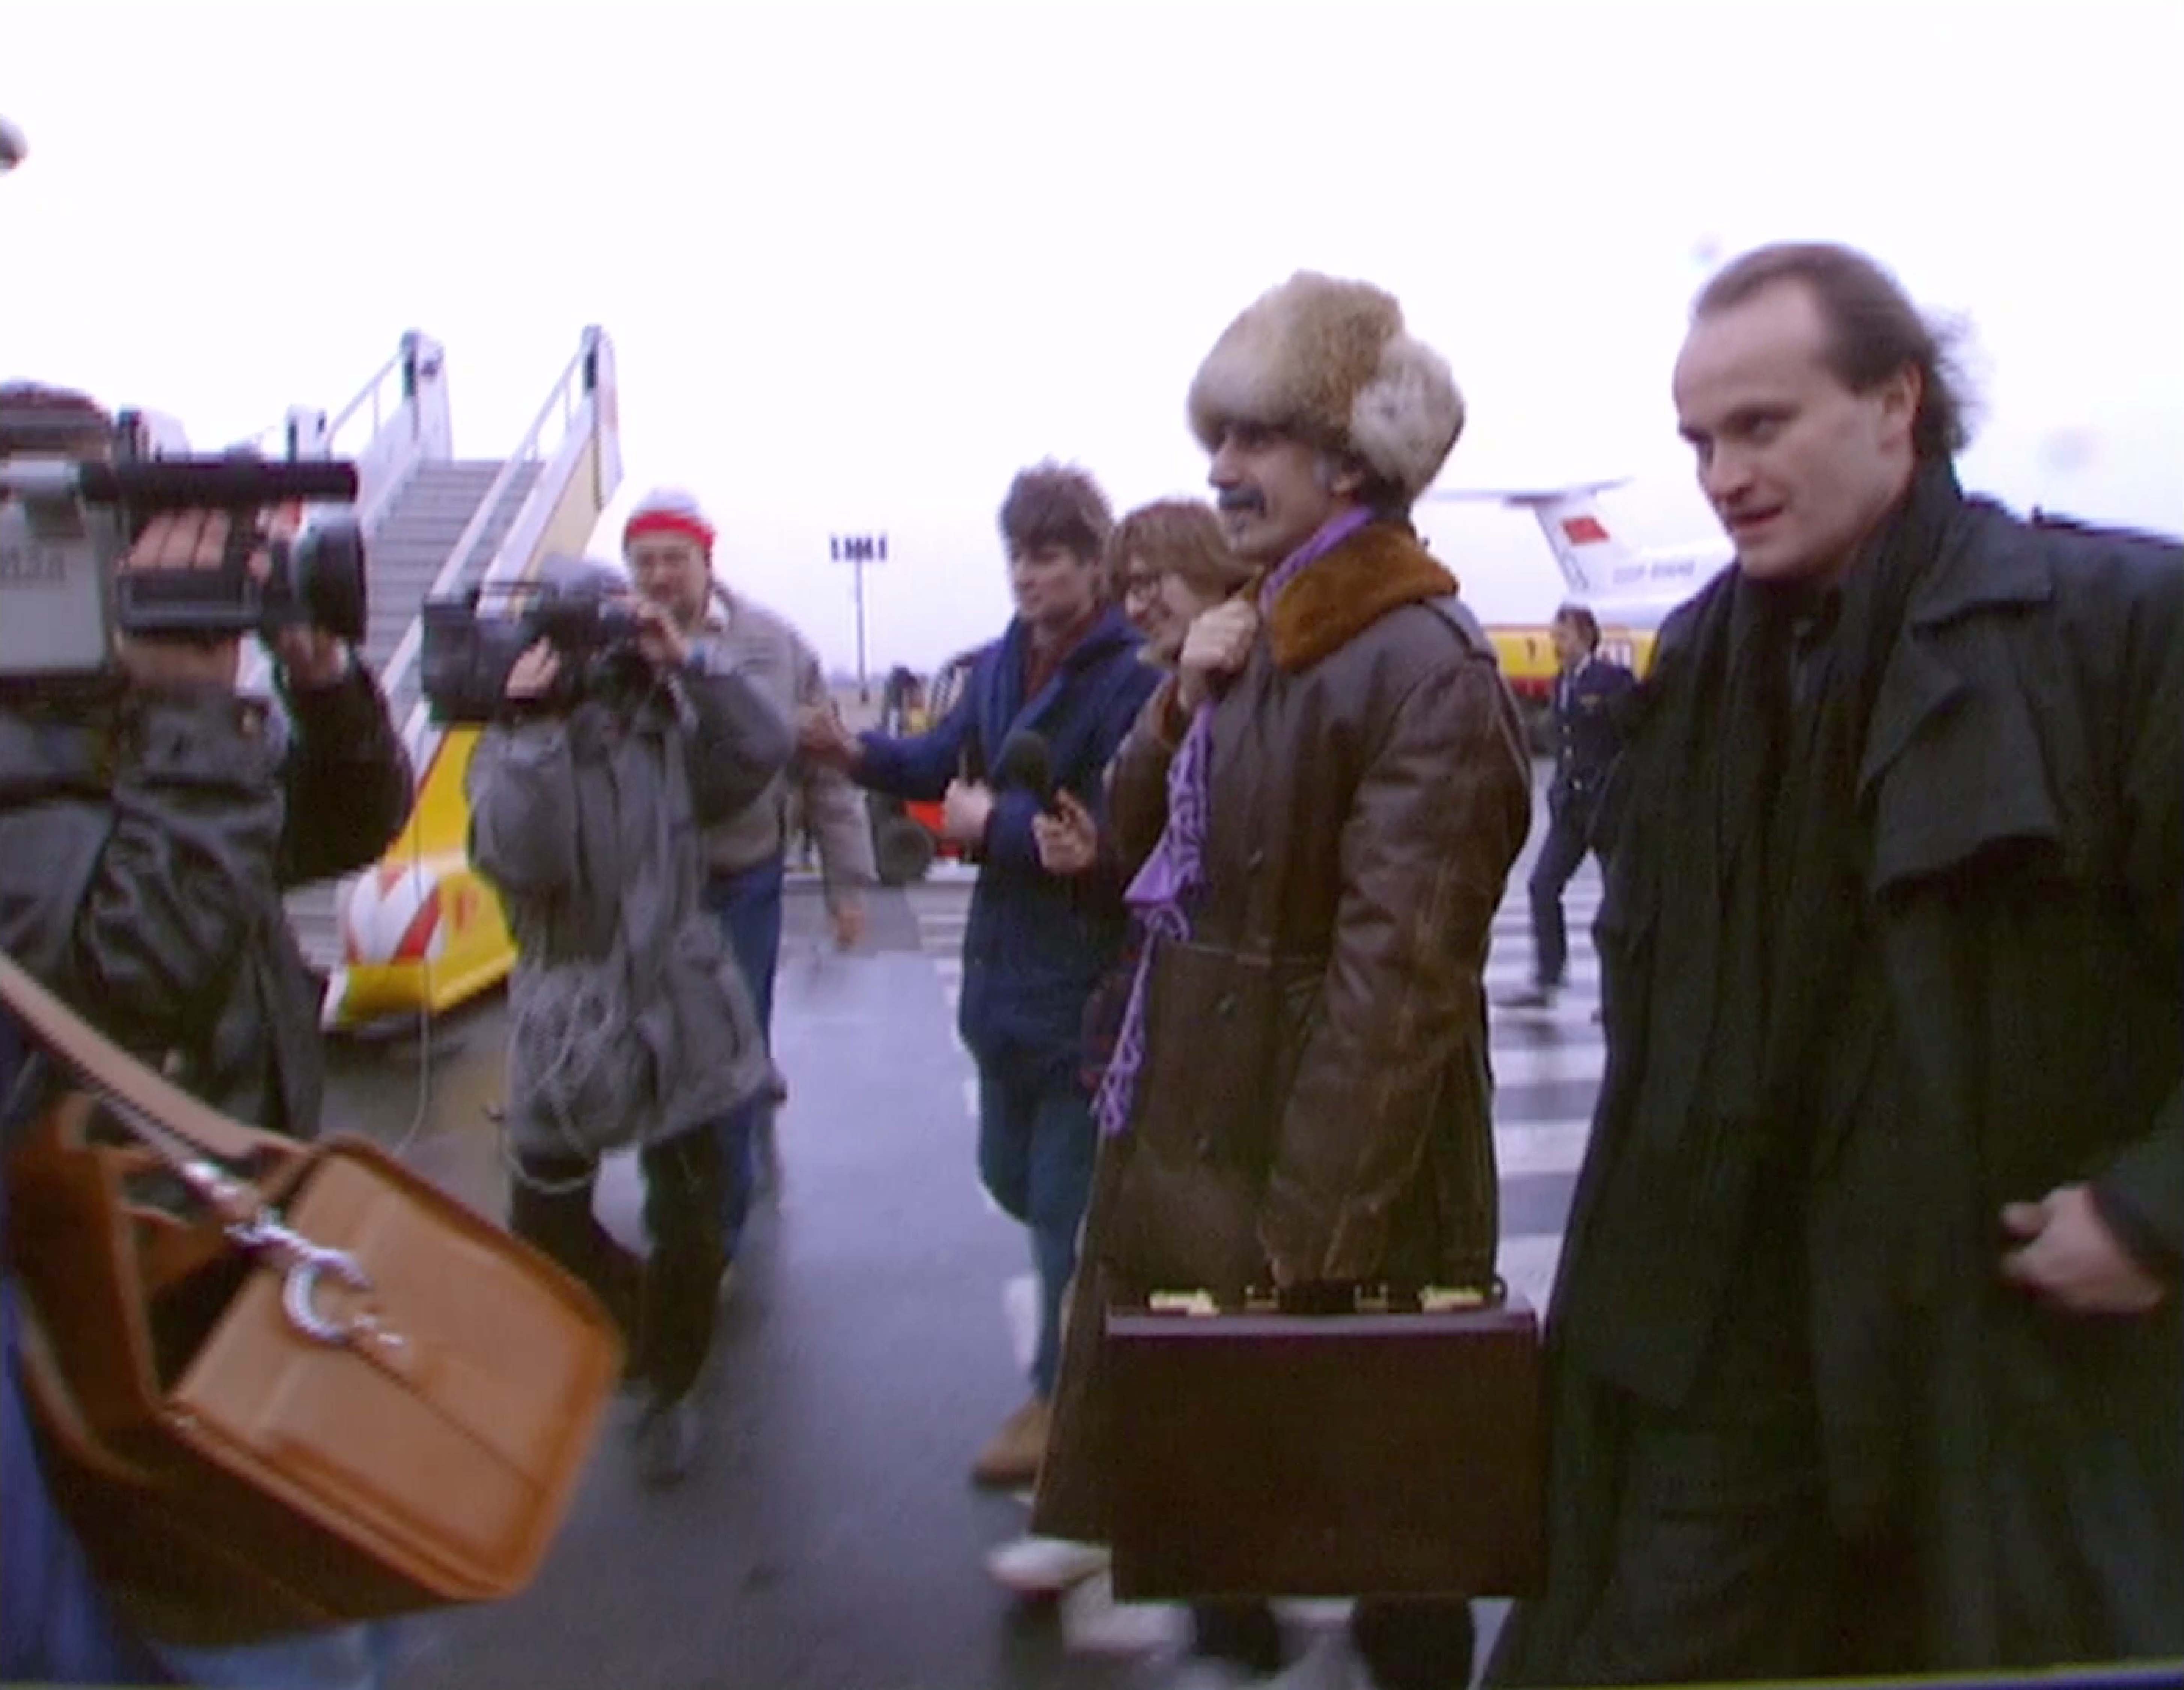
left=1092, top=506, right=1375, bottom=1136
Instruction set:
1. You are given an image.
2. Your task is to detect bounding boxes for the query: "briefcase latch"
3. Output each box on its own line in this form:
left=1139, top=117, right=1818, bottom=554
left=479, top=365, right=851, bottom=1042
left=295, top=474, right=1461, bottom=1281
left=1145, top=1290, right=1219, bottom=1317
left=1419, top=1282, right=1501, bottom=1312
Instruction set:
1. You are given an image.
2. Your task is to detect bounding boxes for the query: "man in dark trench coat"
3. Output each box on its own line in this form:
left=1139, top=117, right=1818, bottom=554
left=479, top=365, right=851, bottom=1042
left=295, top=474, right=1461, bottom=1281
left=1487, top=242, right=2182, bottom=1683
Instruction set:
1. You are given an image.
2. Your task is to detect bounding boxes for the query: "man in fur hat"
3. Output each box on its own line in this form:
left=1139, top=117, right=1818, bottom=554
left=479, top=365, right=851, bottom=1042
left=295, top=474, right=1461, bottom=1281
left=1029, top=275, right=1532, bottom=1688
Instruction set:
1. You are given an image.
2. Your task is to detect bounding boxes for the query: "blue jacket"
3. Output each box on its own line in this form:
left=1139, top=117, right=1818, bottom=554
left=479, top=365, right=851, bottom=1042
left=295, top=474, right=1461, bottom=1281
left=858, top=608, right=1158, bottom=1071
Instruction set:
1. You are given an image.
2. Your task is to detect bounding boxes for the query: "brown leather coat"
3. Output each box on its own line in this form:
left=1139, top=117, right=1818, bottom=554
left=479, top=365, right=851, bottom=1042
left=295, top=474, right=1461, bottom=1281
left=1033, top=518, right=1532, bottom=1541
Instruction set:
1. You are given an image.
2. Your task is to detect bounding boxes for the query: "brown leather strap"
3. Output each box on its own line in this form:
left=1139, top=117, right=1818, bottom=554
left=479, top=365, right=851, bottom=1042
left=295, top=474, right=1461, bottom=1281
left=9, top=1280, right=158, bottom=1487
left=0, top=947, right=271, bottom=1165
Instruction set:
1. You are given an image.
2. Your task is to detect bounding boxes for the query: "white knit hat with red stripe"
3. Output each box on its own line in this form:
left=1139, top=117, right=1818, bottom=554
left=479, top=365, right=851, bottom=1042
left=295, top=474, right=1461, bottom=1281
left=622, top=486, right=716, bottom=555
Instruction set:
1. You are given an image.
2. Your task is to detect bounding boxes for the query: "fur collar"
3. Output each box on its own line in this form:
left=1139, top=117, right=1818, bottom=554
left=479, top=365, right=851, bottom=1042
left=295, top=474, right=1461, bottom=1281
left=1266, top=522, right=1458, bottom=672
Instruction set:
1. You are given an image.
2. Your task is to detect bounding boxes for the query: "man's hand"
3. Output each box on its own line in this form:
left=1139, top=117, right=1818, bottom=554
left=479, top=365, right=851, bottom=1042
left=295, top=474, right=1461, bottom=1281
left=1032, top=789, right=1100, bottom=876
left=127, top=501, right=303, bottom=577
left=272, top=626, right=352, bottom=690
left=114, top=505, right=301, bottom=692
left=797, top=703, right=861, bottom=772
left=829, top=897, right=866, bottom=951
left=505, top=639, right=562, bottom=702
left=941, top=779, right=995, bottom=847
left=2000, top=1185, right=2168, bottom=1315
left=1176, top=599, right=1260, bottom=713
left=631, top=598, right=690, bottom=671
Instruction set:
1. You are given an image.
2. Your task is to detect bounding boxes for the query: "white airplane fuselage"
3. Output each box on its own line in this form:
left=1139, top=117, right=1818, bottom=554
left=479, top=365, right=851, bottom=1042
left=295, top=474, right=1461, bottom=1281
left=1428, top=480, right=1731, bottom=630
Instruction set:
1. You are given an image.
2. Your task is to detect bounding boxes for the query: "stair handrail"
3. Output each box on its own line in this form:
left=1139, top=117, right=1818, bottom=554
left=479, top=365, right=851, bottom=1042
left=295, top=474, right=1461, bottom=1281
left=222, top=418, right=289, bottom=456
left=323, top=341, right=409, bottom=445
left=232, top=333, right=452, bottom=703
left=377, top=327, right=608, bottom=765
left=219, top=346, right=401, bottom=462
left=325, top=330, right=452, bottom=536
left=220, top=333, right=449, bottom=526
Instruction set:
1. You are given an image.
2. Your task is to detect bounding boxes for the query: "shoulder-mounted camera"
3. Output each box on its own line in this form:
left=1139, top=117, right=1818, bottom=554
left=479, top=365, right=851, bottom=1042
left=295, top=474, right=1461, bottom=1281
left=0, top=441, right=366, bottom=686
left=419, top=578, right=646, bottom=726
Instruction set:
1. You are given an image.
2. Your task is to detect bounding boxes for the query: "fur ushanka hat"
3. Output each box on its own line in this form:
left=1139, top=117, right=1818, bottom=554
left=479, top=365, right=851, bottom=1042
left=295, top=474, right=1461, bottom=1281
left=1186, top=272, right=1464, bottom=502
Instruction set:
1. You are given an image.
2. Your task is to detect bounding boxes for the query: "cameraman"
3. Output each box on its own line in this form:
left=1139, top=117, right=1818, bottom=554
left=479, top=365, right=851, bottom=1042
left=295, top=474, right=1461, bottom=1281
left=1, top=382, right=413, bottom=1685
left=0, top=384, right=413, bottom=1130
left=465, top=555, right=788, bottom=1487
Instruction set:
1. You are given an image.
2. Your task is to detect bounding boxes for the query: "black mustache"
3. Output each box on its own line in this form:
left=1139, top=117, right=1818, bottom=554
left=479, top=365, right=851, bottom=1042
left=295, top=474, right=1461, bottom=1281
left=1216, top=490, right=1265, bottom=514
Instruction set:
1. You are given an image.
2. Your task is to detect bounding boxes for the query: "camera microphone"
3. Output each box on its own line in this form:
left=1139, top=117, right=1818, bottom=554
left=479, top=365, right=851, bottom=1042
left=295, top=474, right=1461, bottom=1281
left=76, top=460, right=359, bottom=508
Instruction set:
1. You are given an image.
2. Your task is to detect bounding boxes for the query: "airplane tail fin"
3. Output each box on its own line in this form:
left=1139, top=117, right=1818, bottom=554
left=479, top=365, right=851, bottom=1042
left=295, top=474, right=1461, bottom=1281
left=1426, top=479, right=1637, bottom=600
left=1516, top=490, right=1643, bottom=600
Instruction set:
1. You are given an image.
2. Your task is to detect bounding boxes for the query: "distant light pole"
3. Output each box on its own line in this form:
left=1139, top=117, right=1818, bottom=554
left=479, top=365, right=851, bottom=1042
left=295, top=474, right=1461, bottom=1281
left=830, top=532, right=887, bottom=702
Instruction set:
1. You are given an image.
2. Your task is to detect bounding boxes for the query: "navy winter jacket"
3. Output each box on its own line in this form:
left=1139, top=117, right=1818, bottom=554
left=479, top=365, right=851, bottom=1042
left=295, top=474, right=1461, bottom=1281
left=857, top=608, right=1158, bottom=1073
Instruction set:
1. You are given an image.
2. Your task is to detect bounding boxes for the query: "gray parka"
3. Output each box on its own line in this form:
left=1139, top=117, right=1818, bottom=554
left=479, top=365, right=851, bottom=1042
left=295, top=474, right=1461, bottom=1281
left=466, top=654, right=790, bottom=1160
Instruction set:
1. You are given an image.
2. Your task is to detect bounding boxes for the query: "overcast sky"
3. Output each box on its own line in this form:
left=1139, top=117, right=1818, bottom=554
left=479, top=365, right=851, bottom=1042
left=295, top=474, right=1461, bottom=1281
left=7, top=0, right=2179, bottom=671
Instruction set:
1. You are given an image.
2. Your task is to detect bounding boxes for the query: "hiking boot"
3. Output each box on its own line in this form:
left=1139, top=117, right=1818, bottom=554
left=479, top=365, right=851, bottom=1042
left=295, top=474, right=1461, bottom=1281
left=971, top=1395, right=1051, bottom=1489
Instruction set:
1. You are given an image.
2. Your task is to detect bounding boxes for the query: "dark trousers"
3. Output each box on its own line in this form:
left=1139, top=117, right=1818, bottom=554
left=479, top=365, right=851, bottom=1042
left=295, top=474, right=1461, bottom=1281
left=1194, top=1599, right=1476, bottom=1690
left=508, top=1129, right=725, bottom=1403
left=1506, top=1197, right=1919, bottom=1683
left=702, top=856, right=785, bottom=1256
left=975, top=1044, right=1097, bottom=1400
left=1527, top=791, right=1597, bottom=988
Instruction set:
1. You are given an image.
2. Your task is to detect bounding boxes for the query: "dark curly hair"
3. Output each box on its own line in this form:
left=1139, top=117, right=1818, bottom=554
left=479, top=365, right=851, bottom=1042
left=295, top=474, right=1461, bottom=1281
left=998, top=460, right=1113, bottom=564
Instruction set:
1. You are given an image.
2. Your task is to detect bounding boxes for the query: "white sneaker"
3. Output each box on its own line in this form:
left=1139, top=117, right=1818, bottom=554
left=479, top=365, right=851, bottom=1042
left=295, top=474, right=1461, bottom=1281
left=983, top=1534, right=1112, bottom=1598
left=1266, top=1630, right=1391, bottom=1690
left=1127, top=1652, right=1266, bottom=1690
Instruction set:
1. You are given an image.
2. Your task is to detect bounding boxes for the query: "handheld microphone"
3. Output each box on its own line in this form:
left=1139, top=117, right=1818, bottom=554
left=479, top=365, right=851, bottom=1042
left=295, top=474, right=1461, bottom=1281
left=993, top=729, right=1057, bottom=810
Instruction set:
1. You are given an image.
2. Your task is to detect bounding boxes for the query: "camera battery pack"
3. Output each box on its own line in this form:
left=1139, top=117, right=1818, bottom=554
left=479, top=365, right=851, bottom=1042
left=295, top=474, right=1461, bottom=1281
left=0, top=492, right=122, bottom=679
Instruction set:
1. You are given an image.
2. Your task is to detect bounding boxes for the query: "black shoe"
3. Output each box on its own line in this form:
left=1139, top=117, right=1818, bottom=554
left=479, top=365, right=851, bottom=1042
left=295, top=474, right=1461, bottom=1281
left=633, top=1393, right=700, bottom=1488
left=1497, top=984, right=1558, bottom=1010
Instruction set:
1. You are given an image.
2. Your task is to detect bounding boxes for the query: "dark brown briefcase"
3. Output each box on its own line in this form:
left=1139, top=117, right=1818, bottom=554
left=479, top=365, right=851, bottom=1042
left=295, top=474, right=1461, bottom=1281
left=1104, top=1285, right=1543, bottom=1602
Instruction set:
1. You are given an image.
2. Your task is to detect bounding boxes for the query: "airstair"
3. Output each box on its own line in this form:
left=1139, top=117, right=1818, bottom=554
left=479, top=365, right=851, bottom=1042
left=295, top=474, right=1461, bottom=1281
left=241, top=329, right=623, bottom=1012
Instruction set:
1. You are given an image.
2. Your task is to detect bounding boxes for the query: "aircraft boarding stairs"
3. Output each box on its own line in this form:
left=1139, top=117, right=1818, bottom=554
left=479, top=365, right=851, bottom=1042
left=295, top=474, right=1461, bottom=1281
left=235, top=327, right=624, bottom=1025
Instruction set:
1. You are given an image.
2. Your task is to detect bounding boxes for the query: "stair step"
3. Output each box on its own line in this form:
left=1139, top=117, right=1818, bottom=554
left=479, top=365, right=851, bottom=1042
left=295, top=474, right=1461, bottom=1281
left=282, top=459, right=548, bottom=983
left=354, top=457, right=545, bottom=715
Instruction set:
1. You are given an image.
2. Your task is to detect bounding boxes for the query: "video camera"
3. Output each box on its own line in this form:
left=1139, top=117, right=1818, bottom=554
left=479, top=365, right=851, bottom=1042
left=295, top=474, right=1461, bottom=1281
left=418, top=577, right=647, bottom=726
left=0, top=438, right=367, bottom=685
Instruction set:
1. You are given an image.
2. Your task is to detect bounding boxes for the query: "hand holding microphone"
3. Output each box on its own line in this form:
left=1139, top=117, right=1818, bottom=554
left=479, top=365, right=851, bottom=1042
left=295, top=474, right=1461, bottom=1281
left=1032, top=791, right=1099, bottom=877
left=998, top=730, right=1101, bottom=877
left=954, top=729, right=1094, bottom=874
left=944, top=729, right=1051, bottom=848
left=992, top=729, right=1055, bottom=809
